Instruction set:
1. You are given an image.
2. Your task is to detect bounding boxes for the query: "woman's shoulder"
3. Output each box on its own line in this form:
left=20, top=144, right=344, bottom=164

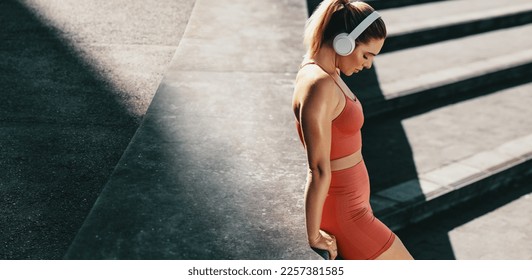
left=296, top=65, right=336, bottom=99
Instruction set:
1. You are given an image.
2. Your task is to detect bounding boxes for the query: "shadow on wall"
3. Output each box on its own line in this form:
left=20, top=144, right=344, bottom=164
left=0, top=0, right=138, bottom=259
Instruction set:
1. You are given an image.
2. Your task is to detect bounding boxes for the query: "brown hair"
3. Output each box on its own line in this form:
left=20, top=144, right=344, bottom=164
left=303, top=0, right=387, bottom=58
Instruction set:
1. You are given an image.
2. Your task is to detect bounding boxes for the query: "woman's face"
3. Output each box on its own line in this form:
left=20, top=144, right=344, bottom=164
left=338, top=38, right=385, bottom=76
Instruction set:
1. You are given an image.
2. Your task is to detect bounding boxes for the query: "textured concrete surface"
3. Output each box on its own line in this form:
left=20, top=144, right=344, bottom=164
left=397, top=176, right=532, bottom=260
left=363, top=82, right=532, bottom=188
left=18, top=0, right=195, bottom=117
left=449, top=192, right=532, bottom=260
left=382, top=0, right=532, bottom=36
left=307, top=0, right=447, bottom=14
left=364, top=83, right=532, bottom=229
left=169, top=0, right=304, bottom=73
left=353, top=24, right=532, bottom=118
left=399, top=83, right=532, bottom=174
left=373, top=136, right=532, bottom=230
left=377, top=24, right=532, bottom=92
left=381, top=0, right=532, bottom=52
left=65, top=0, right=317, bottom=260
left=0, top=0, right=195, bottom=259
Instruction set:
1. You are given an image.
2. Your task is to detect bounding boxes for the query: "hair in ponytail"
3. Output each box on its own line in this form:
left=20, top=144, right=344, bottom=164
left=303, top=0, right=386, bottom=58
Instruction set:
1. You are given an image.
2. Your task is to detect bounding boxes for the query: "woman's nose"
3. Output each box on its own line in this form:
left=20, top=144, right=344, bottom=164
left=364, top=58, right=373, bottom=69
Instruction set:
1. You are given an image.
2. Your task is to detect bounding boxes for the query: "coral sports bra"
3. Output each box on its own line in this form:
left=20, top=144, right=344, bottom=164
left=295, top=61, right=364, bottom=160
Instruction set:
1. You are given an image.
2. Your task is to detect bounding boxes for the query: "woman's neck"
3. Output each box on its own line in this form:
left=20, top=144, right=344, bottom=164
left=308, top=44, right=338, bottom=75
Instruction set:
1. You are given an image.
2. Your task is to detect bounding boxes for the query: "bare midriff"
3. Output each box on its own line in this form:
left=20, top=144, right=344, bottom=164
left=330, top=149, right=363, bottom=171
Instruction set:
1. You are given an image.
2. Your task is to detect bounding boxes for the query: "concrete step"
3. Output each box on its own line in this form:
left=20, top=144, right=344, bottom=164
left=306, top=0, right=448, bottom=15
left=367, top=82, right=532, bottom=230
left=365, top=0, right=447, bottom=10
left=381, top=0, right=532, bottom=52
left=348, top=23, right=532, bottom=118
left=64, top=0, right=319, bottom=260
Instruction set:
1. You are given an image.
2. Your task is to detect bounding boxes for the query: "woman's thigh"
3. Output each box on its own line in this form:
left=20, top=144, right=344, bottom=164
left=375, top=234, right=414, bottom=260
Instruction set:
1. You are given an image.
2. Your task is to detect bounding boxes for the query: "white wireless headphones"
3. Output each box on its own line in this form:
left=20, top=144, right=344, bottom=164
left=333, top=11, right=381, bottom=56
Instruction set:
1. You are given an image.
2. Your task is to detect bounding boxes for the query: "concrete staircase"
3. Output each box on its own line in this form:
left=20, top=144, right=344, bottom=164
left=342, top=0, right=532, bottom=230
left=64, top=0, right=532, bottom=259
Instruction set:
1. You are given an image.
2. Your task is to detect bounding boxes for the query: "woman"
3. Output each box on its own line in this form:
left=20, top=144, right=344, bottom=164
left=292, top=0, right=413, bottom=260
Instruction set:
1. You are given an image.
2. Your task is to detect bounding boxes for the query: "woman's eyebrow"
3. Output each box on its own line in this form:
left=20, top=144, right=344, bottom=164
left=367, top=52, right=378, bottom=57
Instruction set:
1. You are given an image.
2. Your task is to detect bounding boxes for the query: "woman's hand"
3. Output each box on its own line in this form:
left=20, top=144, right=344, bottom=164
left=309, top=229, right=338, bottom=260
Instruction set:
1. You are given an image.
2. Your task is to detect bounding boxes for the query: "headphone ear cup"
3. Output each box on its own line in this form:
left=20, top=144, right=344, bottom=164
left=333, top=33, right=355, bottom=56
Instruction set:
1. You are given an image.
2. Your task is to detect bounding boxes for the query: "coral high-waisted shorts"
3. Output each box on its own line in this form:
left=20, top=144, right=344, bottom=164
left=321, top=160, right=395, bottom=259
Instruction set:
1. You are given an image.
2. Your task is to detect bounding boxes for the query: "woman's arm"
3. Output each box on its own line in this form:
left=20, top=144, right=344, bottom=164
left=298, top=76, right=339, bottom=259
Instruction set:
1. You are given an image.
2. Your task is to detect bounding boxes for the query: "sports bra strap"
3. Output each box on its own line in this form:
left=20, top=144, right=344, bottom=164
left=300, top=60, right=356, bottom=102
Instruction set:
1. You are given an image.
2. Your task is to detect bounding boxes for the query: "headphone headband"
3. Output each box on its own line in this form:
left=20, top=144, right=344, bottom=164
left=347, top=11, right=381, bottom=41
left=332, top=10, right=381, bottom=56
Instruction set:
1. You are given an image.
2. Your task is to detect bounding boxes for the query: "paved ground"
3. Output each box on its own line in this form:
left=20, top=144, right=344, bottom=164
left=0, top=0, right=195, bottom=259
left=397, top=175, right=532, bottom=260
left=64, top=0, right=316, bottom=260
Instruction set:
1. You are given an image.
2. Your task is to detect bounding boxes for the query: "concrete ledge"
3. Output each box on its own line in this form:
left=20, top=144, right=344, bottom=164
left=365, top=0, right=447, bottom=10
left=381, top=0, right=532, bottom=52
left=64, top=0, right=321, bottom=260
left=304, top=0, right=447, bottom=16
left=364, top=62, right=532, bottom=119
left=357, top=24, right=532, bottom=118
left=373, top=134, right=532, bottom=231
